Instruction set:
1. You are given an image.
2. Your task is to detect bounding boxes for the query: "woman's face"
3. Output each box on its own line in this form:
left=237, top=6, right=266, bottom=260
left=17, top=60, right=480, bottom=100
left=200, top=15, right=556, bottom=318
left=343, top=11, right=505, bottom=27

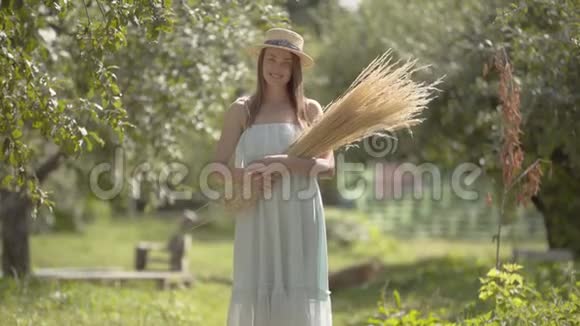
left=262, top=47, right=293, bottom=86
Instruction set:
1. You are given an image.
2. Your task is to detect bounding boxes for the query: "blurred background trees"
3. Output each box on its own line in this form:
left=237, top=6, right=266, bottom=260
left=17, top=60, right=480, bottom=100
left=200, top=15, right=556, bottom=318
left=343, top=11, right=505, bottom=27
left=305, top=0, right=579, bottom=253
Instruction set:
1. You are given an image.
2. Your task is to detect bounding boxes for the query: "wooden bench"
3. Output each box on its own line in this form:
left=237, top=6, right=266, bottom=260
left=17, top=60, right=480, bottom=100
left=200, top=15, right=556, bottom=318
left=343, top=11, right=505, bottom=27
left=34, top=268, right=194, bottom=289
left=132, top=210, right=198, bottom=288
left=30, top=211, right=199, bottom=289
left=134, top=234, right=192, bottom=273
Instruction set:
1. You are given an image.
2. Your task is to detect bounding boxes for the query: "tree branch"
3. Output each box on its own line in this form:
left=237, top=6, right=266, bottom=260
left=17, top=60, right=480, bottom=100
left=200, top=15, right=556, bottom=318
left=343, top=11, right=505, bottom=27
left=35, top=151, right=65, bottom=183
left=0, top=151, right=64, bottom=220
left=81, top=0, right=92, bottom=25
left=95, top=0, right=106, bottom=20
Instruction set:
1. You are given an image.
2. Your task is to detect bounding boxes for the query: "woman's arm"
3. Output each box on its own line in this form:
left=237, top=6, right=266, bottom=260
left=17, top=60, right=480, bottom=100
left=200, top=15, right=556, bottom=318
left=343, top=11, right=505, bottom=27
left=210, top=98, right=252, bottom=184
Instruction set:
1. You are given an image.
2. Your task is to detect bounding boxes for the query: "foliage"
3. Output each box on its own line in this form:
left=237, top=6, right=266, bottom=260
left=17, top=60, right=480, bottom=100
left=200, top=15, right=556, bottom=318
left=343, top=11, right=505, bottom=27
left=309, top=0, right=580, bottom=252
left=310, top=0, right=491, bottom=163
left=501, top=0, right=580, bottom=253
left=368, top=288, right=443, bottom=325
left=476, top=263, right=579, bottom=325
left=85, top=0, right=290, bottom=211
left=368, top=263, right=580, bottom=325
left=480, top=0, right=579, bottom=252
left=0, top=0, right=175, bottom=210
left=0, top=0, right=290, bottom=218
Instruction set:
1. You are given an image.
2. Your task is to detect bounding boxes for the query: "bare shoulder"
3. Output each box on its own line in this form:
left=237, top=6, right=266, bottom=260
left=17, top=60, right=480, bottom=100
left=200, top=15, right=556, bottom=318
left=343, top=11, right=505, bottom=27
left=227, top=96, right=250, bottom=129
left=305, top=97, right=323, bottom=123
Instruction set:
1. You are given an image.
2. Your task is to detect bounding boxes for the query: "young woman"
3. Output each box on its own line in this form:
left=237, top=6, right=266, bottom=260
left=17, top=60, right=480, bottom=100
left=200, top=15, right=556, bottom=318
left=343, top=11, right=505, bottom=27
left=212, top=27, right=335, bottom=326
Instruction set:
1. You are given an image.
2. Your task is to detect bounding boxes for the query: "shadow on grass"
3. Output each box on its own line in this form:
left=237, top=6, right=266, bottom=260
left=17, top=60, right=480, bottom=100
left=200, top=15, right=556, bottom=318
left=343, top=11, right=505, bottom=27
left=331, top=256, right=488, bottom=321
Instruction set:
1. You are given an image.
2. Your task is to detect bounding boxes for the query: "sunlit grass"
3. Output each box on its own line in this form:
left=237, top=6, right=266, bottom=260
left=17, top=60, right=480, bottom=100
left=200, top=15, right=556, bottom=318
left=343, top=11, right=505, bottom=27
left=0, top=207, right=560, bottom=325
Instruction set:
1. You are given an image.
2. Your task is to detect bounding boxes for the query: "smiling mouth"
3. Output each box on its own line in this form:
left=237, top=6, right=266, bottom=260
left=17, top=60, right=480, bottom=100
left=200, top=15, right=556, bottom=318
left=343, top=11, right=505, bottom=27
left=269, top=73, right=283, bottom=79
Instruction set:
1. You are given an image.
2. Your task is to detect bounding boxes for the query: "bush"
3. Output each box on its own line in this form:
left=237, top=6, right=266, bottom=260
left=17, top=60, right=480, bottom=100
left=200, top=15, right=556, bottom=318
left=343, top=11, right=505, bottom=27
left=368, top=263, right=580, bottom=325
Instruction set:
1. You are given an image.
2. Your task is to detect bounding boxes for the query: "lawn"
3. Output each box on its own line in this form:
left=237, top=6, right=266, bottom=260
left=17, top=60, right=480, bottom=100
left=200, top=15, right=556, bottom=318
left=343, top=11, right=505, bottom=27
left=0, top=206, right=572, bottom=325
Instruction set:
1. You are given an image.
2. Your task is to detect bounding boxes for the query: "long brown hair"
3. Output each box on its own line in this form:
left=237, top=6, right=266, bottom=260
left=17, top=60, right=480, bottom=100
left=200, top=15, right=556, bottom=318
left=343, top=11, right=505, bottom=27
left=244, top=48, right=310, bottom=130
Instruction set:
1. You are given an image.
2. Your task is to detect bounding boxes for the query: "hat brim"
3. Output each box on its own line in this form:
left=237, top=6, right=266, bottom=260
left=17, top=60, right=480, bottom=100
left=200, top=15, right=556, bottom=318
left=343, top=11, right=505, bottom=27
left=245, top=44, right=315, bottom=69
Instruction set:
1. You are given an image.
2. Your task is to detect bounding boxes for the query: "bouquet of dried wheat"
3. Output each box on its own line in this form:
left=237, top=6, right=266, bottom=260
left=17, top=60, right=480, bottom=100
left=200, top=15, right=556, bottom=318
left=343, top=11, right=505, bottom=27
left=222, top=49, right=442, bottom=213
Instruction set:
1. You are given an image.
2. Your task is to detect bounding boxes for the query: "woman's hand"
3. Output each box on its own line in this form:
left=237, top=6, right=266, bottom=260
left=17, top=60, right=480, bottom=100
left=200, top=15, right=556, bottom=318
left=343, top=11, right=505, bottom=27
left=247, top=153, right=334, bottom=179
left=245, top=156, right=288, bottom=195
left=231, top=166, right=280, bottom=196
left=246, top=154, right=288, bottom=175
left=231, top=167, right=263, bottom=191
left=248, top=154, right=288, bottom=167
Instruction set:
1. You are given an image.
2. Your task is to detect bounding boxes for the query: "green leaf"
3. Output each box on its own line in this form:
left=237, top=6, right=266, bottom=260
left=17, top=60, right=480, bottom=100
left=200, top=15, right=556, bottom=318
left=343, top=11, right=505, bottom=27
left=112, top=96, right=123, bottom=109
left=393, top=290, right=402, bottom=309
left=9, top=152, right=17, bottom=165
left=487, top=268, right=500, bottom=277
left=2, top=174, right=14, bottom=187
left=11, top=129, right=22, bottom=139
left=85, top=137, right=93, bottom=152
left=88, top=131, right=105, bottom=147
left=32, top=120, right=44, bottom=129
left=111, top=82, right=121, bottom=96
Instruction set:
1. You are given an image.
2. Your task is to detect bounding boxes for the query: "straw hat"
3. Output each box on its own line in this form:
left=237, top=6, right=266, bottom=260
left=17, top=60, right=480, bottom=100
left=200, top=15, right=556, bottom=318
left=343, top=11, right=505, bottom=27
left=248, top=27, right=314, bottom=68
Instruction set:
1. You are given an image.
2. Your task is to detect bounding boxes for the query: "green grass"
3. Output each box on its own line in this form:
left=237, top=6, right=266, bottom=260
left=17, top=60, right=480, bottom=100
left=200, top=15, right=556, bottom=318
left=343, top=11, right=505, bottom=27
left=0, top=207, right=571, bottom=325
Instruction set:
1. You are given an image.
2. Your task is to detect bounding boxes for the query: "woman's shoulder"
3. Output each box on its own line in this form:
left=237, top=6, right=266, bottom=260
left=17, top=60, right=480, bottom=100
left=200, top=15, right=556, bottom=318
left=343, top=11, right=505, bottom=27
left=305, top=97, right=322, bottom=110
left=231, top=95, right=251, bottom=109
left=304, top=97, right=323, bottom=122
left=225, top=96, right=251, bottom=129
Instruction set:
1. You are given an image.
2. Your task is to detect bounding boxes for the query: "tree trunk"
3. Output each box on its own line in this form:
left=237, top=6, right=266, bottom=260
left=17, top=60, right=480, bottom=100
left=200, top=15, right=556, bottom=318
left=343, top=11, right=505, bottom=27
left=0, top=151, right=64, bottom=278
left=531, top=195, right=556, bottom=248
left=532, top=163, right=580, bottom=256
left=1, top=191, right=32, bottom=278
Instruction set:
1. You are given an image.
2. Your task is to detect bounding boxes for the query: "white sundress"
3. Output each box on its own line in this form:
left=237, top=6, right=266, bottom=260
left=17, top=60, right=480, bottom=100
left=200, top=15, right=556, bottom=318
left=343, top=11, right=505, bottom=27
left=226, top=122, right=333, bottom=326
